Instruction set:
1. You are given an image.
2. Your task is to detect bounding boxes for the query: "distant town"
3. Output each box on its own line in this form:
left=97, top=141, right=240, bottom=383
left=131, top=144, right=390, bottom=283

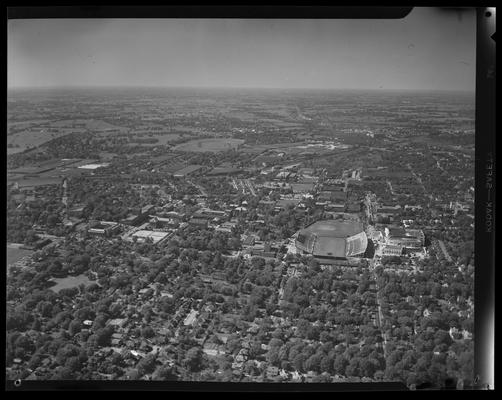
left=6, top=87, right=474, bottom=386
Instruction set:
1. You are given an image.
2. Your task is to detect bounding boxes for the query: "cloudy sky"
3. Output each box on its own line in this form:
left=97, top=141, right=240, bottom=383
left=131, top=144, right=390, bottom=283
left=8, top=7, right=476, bottom=91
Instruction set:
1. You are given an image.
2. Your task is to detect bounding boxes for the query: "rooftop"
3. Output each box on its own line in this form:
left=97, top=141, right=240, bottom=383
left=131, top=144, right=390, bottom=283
left=131, top=230, right=170, bottom=244
left=77, top=163, right=110, bottom=170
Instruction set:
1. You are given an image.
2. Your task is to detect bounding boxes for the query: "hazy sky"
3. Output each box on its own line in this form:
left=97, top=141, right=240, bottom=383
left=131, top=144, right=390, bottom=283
left=8, top=8, right=476, bottom=91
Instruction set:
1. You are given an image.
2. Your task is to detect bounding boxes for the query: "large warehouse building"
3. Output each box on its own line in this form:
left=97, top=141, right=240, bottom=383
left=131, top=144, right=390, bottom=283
left=295, top=219, right=368, bottom=259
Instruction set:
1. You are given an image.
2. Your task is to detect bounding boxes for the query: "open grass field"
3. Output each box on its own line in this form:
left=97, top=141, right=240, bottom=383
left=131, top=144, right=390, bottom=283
left=84, top=119, right=129, bottom=132
left=6, top=245, right=33, bottom=266
left=127, top=133, right=190, bottom=146
left=173, top=138, right=244, bottom=152
left=7, top=119, right=131, bottom=154
left=8, top=119, right=52, bottom=129
left=7, top=127, right=87, bottom=154
left=49, top=274, right=95, bottom=293
left=7, top=147, right=26, bottom=155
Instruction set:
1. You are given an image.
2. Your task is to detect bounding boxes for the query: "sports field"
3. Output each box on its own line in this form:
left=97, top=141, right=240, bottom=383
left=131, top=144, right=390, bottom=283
left=304, top=220, right=365, bottom=237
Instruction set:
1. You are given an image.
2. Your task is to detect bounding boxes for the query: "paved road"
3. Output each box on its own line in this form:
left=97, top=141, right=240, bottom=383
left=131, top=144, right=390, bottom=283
left=370, top=257, right=388, bottom=358
left=231, top=178, right=239, bottom=191
left=407, top=163, right=427, bottom=194
left=431, top=155, right=447, bottom=174
left=437, top=240, right=452, bottom=262
left=386, top=180, right=395, bottom=196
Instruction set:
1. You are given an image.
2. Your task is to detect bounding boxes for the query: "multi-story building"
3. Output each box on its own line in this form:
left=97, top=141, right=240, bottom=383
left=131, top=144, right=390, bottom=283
left=385, top=227, right=424, bottom=249
left=88, top=221, right=120, bottom=237
left=382, top=244, right=404, bottom=256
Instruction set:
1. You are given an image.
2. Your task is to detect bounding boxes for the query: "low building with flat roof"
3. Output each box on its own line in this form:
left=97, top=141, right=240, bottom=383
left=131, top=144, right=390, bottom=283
left=276, top=198, right=301, bottom=210
left=141, top=204, right=155, bottom=215
left=326, top=203, right=346, bottom=212
left=77, top=163, right=110, bottom=170
left=88, top=221, right=120, bottom=237
left=129, top=230, right=170, bottom=244
left=69, top=205, right=85, bottom=218
left=149, top=216, right=179, bottom=229
left=189, top=218, right=209, bottom=228
left=216, top=221, right=236, bottom=232
left=121, top=205, right=155, bottom=226
left=382, top=244, right=404, bottom=256
left=291, top=183, right=315, bottom=194
left=207, top=167, right=241, bottom=176
left=379, top=204, right=402, bottom=214
left=183, top=309, right=198, bottom=326
left=122, top=214, right=142, bottom=226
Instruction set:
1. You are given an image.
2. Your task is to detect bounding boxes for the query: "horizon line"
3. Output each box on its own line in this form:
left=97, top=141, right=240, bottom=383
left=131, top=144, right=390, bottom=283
left=7, top=85, right=475, bottom=94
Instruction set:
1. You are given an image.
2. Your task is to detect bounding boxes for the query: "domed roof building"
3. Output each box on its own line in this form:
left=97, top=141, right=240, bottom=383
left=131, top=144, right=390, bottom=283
left=295, top=219, right=368, bottom=258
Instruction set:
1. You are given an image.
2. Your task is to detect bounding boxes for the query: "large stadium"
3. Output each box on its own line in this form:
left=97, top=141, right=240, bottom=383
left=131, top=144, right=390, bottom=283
left=295, top=219, right=368, bottom=259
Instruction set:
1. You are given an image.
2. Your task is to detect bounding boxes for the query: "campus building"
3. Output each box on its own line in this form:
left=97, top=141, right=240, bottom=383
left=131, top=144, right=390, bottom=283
left=385, top=227, right=424, bottom=249
left=88, top=221, right=120, bottom=237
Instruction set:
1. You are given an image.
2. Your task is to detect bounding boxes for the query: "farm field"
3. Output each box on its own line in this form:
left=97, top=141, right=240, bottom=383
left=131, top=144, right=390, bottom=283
left=173, top=138, right=244, bottom=152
